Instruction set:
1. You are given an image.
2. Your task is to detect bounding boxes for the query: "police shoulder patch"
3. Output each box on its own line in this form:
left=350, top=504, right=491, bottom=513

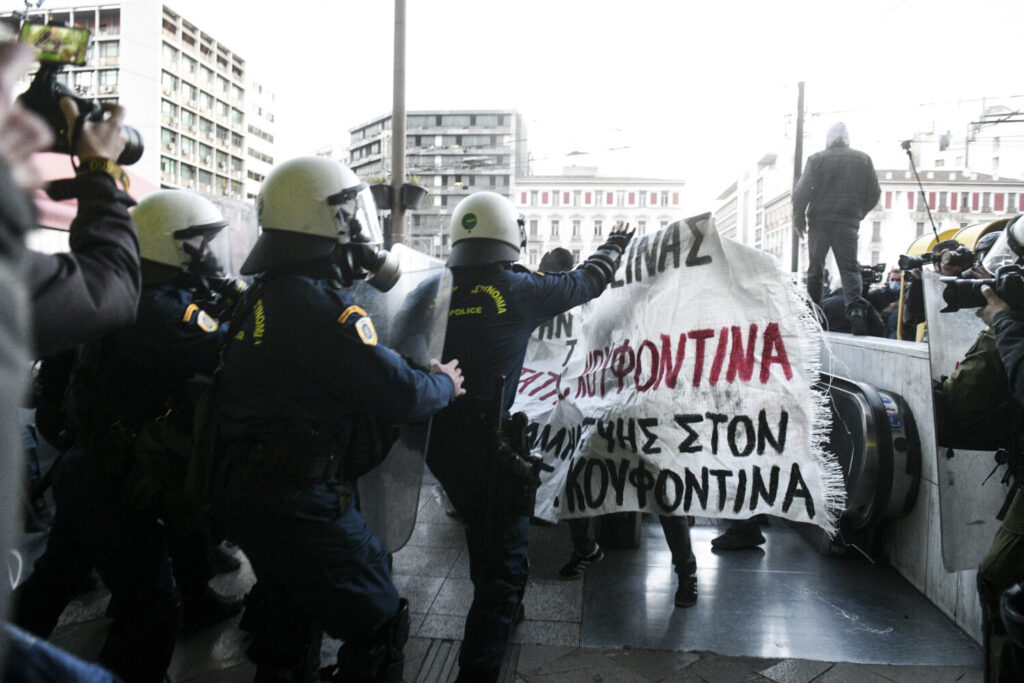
left=195, top=310, right=219, bottom=333
left=337, top=305, right=368, bottom=325
left=354, top=316, right=377, bottom=345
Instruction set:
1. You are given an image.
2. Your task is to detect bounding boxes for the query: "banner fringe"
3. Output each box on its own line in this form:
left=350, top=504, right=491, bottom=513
left=783, top=269, right=847, bottom=538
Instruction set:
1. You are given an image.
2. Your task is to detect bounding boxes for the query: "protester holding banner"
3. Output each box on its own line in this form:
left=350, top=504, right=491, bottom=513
left=427, top=191, right=633, bottom=683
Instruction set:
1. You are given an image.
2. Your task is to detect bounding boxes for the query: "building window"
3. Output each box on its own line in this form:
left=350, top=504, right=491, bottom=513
left=551, top=220, right=559, bottom=238
left=871, top=250, right=880, bottom=266
left=529, top=220, right=538, bottom=238
left=916, top=221, right=925, bottom=237
left=594, top=220, right=602, bottom=237
left=529, top=250, right=538, bottom=265
left=572, top=220, right=581, bottom=237
left=872, top=221, right=881, bottom=241
left=571, top=249, right=580, bottom=263
left=638, top=220, right=646, bottom=234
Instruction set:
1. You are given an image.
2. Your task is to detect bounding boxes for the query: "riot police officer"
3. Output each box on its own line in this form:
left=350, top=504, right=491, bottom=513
left=12, top=190, right=242, bottom=683
left=426, top=191, right=633, bottom=682
left=214, top=156, right=464, bottom=682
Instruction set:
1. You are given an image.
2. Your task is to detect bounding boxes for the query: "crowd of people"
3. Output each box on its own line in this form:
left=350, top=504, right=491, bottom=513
left=2, top=26, right=1024, bottom=683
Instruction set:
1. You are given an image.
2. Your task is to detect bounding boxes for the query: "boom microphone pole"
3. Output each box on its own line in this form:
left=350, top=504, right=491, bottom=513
left=902, top=139, right=940, bottom=241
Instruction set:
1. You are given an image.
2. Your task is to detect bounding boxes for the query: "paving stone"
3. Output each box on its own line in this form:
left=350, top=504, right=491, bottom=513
left=392, top=573, right=445, bottom=613
left=168, top=614, right=252, bottom=681
left=512, top=619, right=581, bottom=648
left=864, top=664, right=984, bottom=682
left=812, top=662, right=890, bottom=682
left=686, top=653, right=779, bottom=682
left=523, top=580, right=583, bottom=622
left=429, top=577, right=475, bottom=616
left=514, top=645, right=577, bottom=675
left=604, top=647, right=702, bottom=681
left=759, top=658, right=832, bottom=682
left=519, top=648, right=646, bottom=683
left=393, top=544, right=460, bottom=578
left=418, top=613, right=466, bottom=640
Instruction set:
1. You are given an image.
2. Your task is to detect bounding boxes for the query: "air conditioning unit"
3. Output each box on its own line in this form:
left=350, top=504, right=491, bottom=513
left=202, top=156, right=211, bottom=165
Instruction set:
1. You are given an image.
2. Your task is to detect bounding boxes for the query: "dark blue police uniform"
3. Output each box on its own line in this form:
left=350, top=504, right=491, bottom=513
left=13, top=274, right=225, bottom=683
left=427, top=263, right=601, bottom=680
left=216, top=265, right=455, bottom=680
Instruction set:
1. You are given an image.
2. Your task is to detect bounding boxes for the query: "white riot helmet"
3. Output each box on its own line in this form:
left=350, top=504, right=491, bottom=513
left=982, top=214, right=1024, bottom=275
left=447, top=191, right=526, bottom=267
left=131, top=190, right=229, bottom=276
left=242, top=156, right=399, bottom=291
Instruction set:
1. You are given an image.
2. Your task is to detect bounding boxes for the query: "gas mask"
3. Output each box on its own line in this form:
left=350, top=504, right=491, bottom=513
left=330, top=183, right=400, bottom=291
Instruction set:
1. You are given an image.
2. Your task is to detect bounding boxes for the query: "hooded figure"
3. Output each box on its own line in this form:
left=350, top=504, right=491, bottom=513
left=826, top=122, right=850, bottom=148
left=792, top=122, right=882, bottom=334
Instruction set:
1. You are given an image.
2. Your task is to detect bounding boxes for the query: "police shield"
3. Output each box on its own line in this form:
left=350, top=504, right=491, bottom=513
left=351, top=244, right=452, bottom=553
left=923, top=269, right=1009, bottom=571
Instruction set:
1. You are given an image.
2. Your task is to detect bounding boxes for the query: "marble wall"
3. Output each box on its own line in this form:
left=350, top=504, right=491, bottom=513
left=818, top=334, right=984, bottom=643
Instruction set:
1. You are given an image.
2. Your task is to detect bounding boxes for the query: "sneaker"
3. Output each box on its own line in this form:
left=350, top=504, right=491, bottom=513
left=711, top=525, right=766, bottom=551
left=557, top=545, right=604, bottom=580
left=849, top=308, right=869, bottom=336
left=674, top=572, right=697, bottom=608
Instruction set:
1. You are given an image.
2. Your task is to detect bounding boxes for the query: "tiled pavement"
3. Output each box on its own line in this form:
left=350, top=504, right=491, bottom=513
left=25, top=473, right=984, bottom=682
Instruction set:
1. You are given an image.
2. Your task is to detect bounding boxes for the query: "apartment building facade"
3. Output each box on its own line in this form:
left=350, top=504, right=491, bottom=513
left=348, top=109, right=526, bottom=258
left=3, top=1, right=275, bottom=201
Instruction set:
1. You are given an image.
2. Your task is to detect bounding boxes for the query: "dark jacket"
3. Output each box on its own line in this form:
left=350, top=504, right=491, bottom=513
left=25, top=172, right=140, bottom=358
left=441, top=263, right=600, bottom=413
left=992, top=310, right=1024, bottom=406
left=219, top=266, right=455, bottom=442
left=792, top=144, right=881, bottom=229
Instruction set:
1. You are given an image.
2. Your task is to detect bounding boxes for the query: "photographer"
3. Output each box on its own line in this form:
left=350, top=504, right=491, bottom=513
left=899, top=240, right=967, bottom=340
left=979, top=286, right=1024, bottom=405
left=933, top=214, right=1024, bottom=681
left=25, top=93, right=140, bottom=357
left=0, top=35, right=126, bottom=682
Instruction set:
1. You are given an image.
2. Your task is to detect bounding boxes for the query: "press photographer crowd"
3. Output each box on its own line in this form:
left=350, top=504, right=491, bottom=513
left=3, top=7, right=1024, bottom=683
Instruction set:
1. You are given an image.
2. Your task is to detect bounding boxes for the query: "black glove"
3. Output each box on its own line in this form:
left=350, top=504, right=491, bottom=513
left=603, top=222, right=636, bottom=253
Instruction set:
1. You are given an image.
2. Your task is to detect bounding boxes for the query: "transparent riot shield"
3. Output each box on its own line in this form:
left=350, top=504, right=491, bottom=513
left=351, top=244, right=452, bottom=553
left=923, top=270, right=1010, bottom=570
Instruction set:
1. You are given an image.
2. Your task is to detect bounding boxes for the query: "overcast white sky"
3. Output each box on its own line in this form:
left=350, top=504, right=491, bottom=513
left=27, top=0, right=1024, bottom=211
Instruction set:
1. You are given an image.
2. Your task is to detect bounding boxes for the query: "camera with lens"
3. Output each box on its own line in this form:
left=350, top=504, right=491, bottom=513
left=860, top=262, right=885, bottom=284
left=939, top=245, right=975, bottom=271
left=898, top=251, right=936, bottom=270
left=15, top=22, right=143, bottom=165
left=940, top=264, right=1024, bottom=313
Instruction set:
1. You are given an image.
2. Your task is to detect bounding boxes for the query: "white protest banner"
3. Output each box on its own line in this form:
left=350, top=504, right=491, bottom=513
left=513, top=214, right=844, bottom=535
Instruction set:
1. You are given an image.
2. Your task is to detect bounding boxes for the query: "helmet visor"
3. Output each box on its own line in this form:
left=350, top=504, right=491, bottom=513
left=330, top=183, right=383, bottom=246
left=175, top=222, right=231, bottom=277
left=982, top=229, right=1018, bottom=274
